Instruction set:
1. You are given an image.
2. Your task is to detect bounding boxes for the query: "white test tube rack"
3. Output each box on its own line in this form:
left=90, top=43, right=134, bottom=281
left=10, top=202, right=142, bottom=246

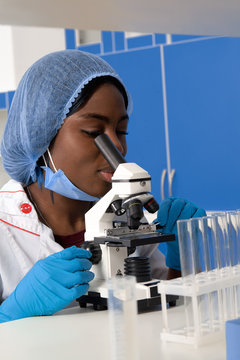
left=158, top=212, right=240, bottom=345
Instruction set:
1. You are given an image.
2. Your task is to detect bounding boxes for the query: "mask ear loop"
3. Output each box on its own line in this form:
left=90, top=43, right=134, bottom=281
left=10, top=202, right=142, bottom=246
left=46, top=149, right=58, bottom=173
left=42, top=149, right=56, bottom=204
left=42, top=154, right=48, bottom=167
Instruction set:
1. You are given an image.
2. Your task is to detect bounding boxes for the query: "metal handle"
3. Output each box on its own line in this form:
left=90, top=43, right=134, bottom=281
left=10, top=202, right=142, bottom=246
left=161, top=169, right=167, bottom=200
left=169, top=169, right=175, bottom=197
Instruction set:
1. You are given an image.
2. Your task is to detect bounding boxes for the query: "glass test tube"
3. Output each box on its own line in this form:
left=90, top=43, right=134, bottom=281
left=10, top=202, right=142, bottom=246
left=107, top=276, right=139, bottom=360
left=226, top=211, right=240, bottom=267
left=226, top=211, right=240, bottom=317
left=177, top=217, right=224, bottom=334
left=178, top=217, right=209, bottom=335
left=178, top=217, right=210, bottom=280
left=211, top=213, right=237, bottom=321
left=211, top=214, right=230, bottom=271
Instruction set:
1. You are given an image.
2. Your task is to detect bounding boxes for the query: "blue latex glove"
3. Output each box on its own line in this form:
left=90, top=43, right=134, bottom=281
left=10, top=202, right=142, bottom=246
left=0, top=246, right=94, bottom=323
left=157, top=197, right=206, bottom=271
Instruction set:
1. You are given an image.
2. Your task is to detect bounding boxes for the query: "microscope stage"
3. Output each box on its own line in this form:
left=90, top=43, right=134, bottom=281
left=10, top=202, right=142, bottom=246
left=93, top=231, right=175, bottom=247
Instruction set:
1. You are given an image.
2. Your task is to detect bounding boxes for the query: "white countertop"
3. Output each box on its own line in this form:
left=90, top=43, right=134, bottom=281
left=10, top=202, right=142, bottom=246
left=0, top=304, right=226, bottom=360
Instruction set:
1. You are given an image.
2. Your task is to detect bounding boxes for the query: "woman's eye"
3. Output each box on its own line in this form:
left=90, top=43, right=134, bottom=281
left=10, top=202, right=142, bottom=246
left=82, top=129, right=128, bottom=138
left=82, top=130, right=102, bottom=138
left=117, top=130, right=129, bottom=136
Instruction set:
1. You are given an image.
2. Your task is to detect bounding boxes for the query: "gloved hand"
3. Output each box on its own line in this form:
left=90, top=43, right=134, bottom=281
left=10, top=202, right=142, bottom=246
left=0, top=246, right=94, bottom=323
left=157, top=197, right=206, bottom=271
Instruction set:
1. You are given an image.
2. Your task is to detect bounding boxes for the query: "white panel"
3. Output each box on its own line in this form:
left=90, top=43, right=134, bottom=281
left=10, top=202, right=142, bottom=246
left=11, top=26, right=65, bottom=87
left=0, top=0, right=240, bottom=36
left=0, top=26, right=15, bottom=91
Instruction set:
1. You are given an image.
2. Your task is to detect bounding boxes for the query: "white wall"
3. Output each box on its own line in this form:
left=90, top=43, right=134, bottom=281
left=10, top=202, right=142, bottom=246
left=11, top=26, right=65, bottom=87
left=0, top=26, right=15, bottom=91
left=0, top=25, right=65, bottom=90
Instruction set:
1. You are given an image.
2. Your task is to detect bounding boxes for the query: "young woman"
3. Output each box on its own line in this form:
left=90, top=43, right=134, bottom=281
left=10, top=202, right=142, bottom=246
left=0, top=50, right=205, bottom=322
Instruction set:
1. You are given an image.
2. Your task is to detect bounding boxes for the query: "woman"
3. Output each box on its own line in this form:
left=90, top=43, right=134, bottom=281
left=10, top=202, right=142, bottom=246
left=0, top=50, right=205, bottom=322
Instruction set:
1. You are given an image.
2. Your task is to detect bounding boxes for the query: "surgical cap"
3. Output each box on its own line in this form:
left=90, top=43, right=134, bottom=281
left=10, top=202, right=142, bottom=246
left=1, top=50, right=132, bottom=186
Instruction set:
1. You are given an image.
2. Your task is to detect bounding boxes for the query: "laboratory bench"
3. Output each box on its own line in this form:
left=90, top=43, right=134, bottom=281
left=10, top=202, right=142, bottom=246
left=0, top=303, right=226, bottom=360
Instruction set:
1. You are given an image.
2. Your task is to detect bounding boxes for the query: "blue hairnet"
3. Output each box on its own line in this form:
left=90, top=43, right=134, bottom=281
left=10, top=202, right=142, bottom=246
left=1, top=50, right=132, bottom=186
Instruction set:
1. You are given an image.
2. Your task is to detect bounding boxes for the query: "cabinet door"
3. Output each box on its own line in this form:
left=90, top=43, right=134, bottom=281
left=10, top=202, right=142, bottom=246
left=164, top=37, right=240, bottom=210
left=103, top=47, right=167, bottom=203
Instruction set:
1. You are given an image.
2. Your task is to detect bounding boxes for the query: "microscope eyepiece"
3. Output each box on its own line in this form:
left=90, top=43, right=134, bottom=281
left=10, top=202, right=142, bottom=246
left=94, top=134, right=126, bottom=171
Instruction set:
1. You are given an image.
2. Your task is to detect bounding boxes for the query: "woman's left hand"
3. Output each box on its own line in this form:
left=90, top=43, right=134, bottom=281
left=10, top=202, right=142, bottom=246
left=156, top=197, right=206, bottom=274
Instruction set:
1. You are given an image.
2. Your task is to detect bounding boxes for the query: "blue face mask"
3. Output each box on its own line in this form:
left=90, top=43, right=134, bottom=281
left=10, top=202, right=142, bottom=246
left=40, top=150, right=99, bottom=202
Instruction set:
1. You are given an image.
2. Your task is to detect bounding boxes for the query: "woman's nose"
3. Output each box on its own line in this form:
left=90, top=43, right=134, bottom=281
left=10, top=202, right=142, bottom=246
left=109, top=133, right=126, bottom=157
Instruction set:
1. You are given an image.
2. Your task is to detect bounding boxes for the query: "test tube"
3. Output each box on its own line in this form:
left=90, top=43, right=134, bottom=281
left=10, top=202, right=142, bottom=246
left=211, top=213, right=230, bottom=272
left=178, top=217, right=211, bottom=335
left=107, top=276, right=139, bottom=360
left=177, top=217, right=224, bottom=333
left=178, top=217, right=209, bottom=280
left=226, top=211, right=240, bottom=317
left=210, top=213, right=237, bottom=321
left=226, top=211, right=240, bottom=267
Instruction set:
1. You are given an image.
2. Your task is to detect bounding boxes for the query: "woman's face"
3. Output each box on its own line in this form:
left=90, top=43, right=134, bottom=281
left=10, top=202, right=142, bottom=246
left=50, top=83, right=129, bottom=198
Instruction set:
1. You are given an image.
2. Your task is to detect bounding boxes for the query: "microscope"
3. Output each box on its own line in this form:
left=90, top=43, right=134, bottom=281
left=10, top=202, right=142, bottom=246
left=77, top=134, right=176, bottom=311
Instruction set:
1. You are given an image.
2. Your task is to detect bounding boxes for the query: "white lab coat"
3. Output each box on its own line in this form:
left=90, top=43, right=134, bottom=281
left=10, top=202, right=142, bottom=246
left=0, top=179, right=168, bottom=302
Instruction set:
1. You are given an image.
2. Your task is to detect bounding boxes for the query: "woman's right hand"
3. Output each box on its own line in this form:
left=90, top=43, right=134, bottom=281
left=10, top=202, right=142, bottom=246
left=0, top=246, right=94, bottom=322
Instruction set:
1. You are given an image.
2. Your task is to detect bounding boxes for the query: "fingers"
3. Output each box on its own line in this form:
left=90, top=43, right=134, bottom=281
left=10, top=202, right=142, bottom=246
left=57, top=269, right=94, bottom=288
left=177, top=201, right=198, bottom=221
left=167, top=198, right=186, bottom=232
left=158, top=197, right=206, bottom=234
left=51, top=246, right=92, bottom=260
left=66, top=270, right=95, bottom=288
left=157, top=198, right=173, bottom=226
left=69, top=283, right=90, bottom=300
left=193, top=208, right=207, bottom=218
left=39, top=256, right=93, bottom=274
left=63, top=258, right=92, bottom=272
left=40, top=266, right=95, bottom=289
left=157, top=197, right=186, bottom=231
left=38, top=278, right=90, bottom=308
left=53, top=281, right=92, bottom=304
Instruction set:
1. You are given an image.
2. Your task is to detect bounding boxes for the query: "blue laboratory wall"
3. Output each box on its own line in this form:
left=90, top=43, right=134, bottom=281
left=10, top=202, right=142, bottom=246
left=74, top=31, right=240, bottom=210
left=2, top=30, right=240, bottom=211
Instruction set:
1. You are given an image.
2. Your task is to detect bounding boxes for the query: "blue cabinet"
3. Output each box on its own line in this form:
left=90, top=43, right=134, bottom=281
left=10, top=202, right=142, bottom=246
left=164, top=37, right=240, bottom=210
left=102, top=34, right=240, bottom=210
left=103, top=47, right=167, bottom=204
left=5, top=31, right=240, bottom=210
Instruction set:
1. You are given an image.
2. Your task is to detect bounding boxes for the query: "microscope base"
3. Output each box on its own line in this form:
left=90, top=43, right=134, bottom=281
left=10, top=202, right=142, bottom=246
left=77, top=279, right=178, bottom=312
